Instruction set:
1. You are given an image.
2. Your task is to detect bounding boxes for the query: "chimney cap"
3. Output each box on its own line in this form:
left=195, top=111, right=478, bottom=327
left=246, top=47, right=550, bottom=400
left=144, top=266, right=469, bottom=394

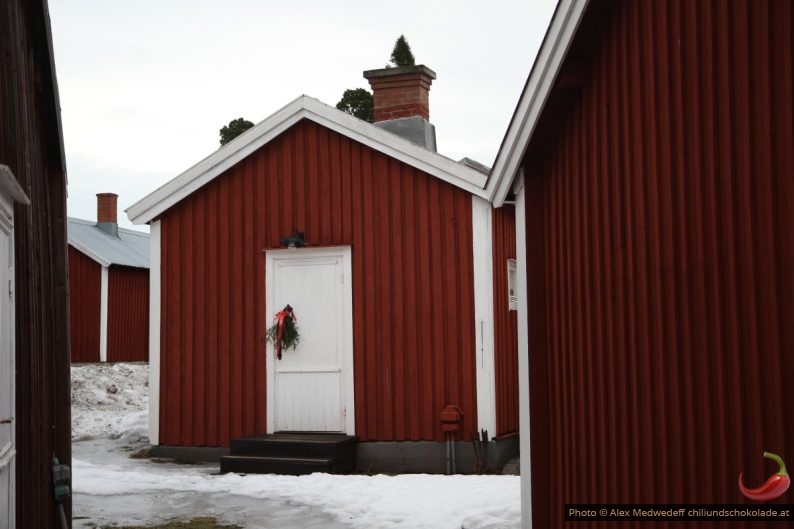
left=363, top=64, right=437, bottom=81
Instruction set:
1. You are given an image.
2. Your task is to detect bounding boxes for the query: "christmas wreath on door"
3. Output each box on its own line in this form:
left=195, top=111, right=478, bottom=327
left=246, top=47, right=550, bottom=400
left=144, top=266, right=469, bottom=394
left=265, top=304, right=300, bottom=359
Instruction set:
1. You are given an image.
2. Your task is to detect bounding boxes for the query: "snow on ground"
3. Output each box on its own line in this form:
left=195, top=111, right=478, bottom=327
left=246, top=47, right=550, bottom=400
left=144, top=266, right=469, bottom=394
left=71, top=362, right=149, bottom=442
left=73, top=450, right=520, bottom=529
left=72, top=363, right=521, bottom=529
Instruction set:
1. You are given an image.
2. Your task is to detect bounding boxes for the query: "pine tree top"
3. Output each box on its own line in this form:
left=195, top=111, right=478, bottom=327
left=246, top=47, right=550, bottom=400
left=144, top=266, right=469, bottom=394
left=390, top=35, right=415, bottom=67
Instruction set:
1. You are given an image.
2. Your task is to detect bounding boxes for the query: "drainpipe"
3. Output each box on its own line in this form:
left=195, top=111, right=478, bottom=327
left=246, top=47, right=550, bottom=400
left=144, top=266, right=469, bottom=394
left=440, top=405, right=462, bottom=475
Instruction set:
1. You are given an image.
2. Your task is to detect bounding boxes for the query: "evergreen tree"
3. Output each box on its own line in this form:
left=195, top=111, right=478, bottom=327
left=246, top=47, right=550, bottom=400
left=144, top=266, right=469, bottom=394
left=219, top=117, right=254, bottom=146
left=390, top=35, right=415, bottom=67
left=336, top=88, right=373, bottom=122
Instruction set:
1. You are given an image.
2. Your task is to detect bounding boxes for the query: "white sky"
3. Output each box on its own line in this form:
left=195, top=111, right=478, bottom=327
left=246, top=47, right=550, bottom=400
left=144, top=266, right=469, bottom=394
left=49, top=0, right=557, bottom=230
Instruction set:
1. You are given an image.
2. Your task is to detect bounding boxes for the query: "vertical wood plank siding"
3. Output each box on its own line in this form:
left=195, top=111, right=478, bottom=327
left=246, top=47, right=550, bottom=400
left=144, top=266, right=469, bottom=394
left=159, top=119, right=477, bottom=447
left=108, top=266, right=150, bottom=362
left=0, top=0, right=71, bottom=526
left=69, top=246, right=101, bottom=362
left=491, top=206, right=518, bottom=436
left=525, top=1, right=794, bottom=527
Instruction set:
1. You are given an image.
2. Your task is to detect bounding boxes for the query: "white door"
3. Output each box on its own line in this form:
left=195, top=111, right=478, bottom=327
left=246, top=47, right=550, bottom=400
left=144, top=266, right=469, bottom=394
left=265, top=246, right=354, bottom=434
left=0, top=193, right=17, bottom=529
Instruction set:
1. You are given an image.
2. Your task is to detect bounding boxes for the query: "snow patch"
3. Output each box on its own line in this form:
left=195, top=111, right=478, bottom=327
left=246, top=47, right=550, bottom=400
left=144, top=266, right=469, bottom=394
left=73, top=456, right=521, bottom=529
left=71, top=362, right=149, bottom=442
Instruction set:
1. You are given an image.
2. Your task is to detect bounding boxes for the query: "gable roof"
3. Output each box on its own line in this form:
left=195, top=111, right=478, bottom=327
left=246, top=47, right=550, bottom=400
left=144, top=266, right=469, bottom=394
left=68, top=217, right=150, bottom=268
left=127, top=95, right=489, bottom=225
left=486, top=0, right=590, bottom=206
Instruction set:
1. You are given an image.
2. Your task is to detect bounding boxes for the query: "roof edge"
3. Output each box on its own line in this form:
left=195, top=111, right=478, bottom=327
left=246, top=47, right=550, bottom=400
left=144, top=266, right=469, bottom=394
left=127, top=95, right=487, bottom=225
left=0, top=165, right=31, bottom=205
left=68, top=216, right=150, bottom=237
left=68, top=238, right=111, bottom=267
left=126, top=95, right=307, bottom=224
left=42, top=0, right=67, bottom=177
left=486, top=0, right=590, bottom=206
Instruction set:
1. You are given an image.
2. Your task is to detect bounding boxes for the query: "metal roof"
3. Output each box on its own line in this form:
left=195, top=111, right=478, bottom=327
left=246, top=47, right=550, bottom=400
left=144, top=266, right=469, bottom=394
left=67, top=217, right=149, bottom=268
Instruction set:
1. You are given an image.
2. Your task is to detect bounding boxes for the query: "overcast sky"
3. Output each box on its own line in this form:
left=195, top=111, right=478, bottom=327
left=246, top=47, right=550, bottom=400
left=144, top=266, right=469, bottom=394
left=49, top=0, right=557, bottom=230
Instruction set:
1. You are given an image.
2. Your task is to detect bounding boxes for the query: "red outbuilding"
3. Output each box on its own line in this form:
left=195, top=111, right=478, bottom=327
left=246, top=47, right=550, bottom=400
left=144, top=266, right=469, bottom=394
left=128, top=64, right=519, bottom=473
left=489, top=0, right=794, bottom=526
left=69, top=193, right=150, bottom=363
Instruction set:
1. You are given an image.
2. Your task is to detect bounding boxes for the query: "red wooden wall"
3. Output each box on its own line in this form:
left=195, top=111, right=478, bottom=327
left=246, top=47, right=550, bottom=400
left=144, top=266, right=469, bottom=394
left=491, top=205, right=518, bottom=437
left=524, top=1, right=794, bottom=527
left=69, top=246, right=101, bottom=362
left=2, top=0, right=72, bottom=524
left=107, top=266, right=149, bottom=362
left=159, top=119, right=477, bottom=447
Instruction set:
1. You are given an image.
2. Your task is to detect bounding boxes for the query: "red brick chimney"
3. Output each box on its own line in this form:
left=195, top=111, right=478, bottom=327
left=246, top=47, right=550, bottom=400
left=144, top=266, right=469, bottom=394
left=363, top=65, right=438, bottom=151
left=364, top=65, right=436, bottom=122
left=96, top=193, right=119, bottom=237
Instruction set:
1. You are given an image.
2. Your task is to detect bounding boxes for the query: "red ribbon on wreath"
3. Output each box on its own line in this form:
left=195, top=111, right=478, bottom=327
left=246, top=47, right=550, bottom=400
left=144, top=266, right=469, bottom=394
left=270, top=304, right=298, bottom=359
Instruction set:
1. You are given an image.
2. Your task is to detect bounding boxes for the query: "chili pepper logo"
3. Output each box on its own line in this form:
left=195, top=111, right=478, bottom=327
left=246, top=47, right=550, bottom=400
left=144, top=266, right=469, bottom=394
left=738, top=452, right=790, bottom=501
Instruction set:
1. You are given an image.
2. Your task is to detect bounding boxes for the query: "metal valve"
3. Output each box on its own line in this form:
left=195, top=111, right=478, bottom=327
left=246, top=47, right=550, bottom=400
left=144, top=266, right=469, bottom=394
left=52, top=456, right=71, bottom=502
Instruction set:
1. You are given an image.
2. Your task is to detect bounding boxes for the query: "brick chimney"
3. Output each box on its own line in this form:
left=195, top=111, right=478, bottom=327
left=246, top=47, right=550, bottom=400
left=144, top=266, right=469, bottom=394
left=363, top=65, right=437, bottom=151
left=96, top=192, right=119, bottom=238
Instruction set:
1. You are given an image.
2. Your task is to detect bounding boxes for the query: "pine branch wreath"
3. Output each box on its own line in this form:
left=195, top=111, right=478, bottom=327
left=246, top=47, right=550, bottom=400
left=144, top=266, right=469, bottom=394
left=265, top=305, right=300, bottom=359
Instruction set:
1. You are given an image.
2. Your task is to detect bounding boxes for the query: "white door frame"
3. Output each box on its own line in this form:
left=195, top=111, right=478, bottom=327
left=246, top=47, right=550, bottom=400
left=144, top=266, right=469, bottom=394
left=0, top=199, right=16, bottom=529
left=264, top=246, right=355, bottom=434
left=0, top=165, right=29, bottom=529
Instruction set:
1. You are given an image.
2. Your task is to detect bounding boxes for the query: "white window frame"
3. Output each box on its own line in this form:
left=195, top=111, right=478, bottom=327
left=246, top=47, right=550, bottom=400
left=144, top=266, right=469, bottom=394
left=507, top=259, right=518, bottom=311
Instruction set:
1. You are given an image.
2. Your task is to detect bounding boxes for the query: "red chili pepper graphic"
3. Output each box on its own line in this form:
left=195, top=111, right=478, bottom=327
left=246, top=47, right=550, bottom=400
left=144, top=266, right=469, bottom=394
left=739, top=452, right=790, bottom=501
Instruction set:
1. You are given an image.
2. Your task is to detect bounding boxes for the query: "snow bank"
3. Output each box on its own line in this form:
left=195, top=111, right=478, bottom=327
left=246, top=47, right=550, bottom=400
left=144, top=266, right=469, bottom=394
left=71, top=362, right=149, bottom=442
left=72, top=457, right=520, bottom=529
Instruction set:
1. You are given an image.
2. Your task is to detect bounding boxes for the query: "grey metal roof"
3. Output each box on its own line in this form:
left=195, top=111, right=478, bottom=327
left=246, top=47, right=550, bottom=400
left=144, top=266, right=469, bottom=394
left=68, top=217, right=149, bottom=268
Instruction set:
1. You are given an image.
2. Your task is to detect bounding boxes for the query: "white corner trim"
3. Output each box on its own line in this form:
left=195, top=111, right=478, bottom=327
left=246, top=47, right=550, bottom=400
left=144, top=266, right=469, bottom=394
left=127, top=96, right=488, bottom=225
left=99, top=266, right=109, bottom=362
left=512, top=167, right=526, bottom=196
left=148, top=221, right=162, bottom=445
left=487, top=0, right=590, bottom=206
left=514, top=182, right=534, bottom=529
left=472, top=196, right=496, bottom=436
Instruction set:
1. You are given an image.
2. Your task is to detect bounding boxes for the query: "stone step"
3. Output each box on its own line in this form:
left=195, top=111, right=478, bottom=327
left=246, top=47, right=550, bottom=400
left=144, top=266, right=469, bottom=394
left=222, top=432, right=357, bottom=475
left=220, top=455, right=334, bottom=475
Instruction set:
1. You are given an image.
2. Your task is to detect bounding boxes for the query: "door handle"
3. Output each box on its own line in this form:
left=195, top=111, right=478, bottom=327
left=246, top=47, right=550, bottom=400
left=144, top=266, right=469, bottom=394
left=0, top=417, right=13, bottom=424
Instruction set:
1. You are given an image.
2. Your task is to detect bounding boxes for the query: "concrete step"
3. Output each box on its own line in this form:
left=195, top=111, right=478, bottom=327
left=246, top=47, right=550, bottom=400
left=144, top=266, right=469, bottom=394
left=222, top=432, right=357, bottom=474
left=220, top=455, right=335, bottom=475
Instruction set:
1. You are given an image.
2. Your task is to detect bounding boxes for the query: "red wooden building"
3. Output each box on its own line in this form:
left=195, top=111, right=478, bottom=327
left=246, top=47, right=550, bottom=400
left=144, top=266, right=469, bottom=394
left=128, top=65, right=519, bottom=472
left=1, top=0, right=72, bottom=526
left=69, top=193, right=150, bottom=363
left=488, top=0, right=794, bottom=526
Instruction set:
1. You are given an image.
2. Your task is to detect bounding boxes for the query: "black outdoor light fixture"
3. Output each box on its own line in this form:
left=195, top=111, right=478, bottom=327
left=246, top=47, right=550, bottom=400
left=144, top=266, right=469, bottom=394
left=280, top=230, right=306, bottom=249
